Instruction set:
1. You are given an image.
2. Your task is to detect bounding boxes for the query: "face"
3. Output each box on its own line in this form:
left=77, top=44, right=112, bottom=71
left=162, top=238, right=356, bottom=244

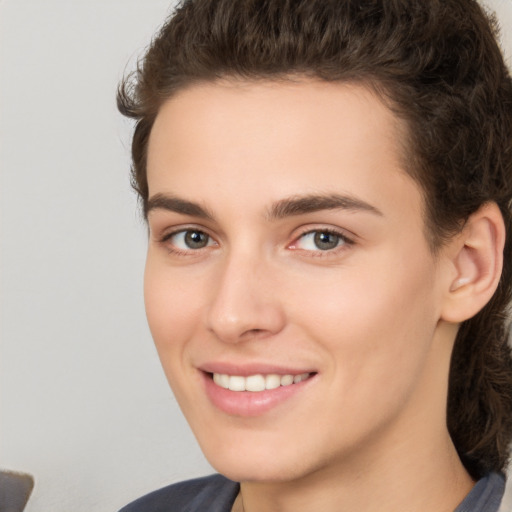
left=144, top=80, right=453, bottom=483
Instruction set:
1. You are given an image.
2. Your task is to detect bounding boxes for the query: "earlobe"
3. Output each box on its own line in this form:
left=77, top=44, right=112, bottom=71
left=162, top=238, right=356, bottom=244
left=441, top=202, right=505, bottom=323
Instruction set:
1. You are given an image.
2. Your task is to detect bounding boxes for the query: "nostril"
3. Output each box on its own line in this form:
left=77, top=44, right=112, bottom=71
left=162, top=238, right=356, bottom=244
left=246, top=328, right=264, bottom=336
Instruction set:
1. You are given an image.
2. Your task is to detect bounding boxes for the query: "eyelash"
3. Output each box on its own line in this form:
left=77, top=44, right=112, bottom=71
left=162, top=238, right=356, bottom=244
left=158, top=227, right=355, bottom=257
left=159, top=228, right=217, bottom=256
left=289, top=228, right=354, bottom=255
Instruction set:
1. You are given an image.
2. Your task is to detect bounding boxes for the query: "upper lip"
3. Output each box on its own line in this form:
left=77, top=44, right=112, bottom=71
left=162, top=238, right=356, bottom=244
left=199, top=361, right=316, bottom=376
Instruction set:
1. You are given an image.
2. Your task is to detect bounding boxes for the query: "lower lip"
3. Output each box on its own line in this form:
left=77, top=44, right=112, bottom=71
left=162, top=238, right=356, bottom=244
left=202, top=372, right=315, bottom=417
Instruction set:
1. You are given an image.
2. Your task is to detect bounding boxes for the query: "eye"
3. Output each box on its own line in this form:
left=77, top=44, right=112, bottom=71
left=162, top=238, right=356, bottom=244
left=165, top=229, right=216, bottom=250
left=291, top=230, right=351, bottom=251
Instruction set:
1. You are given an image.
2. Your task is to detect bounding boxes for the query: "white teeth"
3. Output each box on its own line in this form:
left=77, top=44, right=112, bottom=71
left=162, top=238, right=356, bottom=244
left=280, top=374, right=294, bottom=386
left=245, top=374, right=266, bottom=392
left=228, top=375, right=246, bottom=391
left=219, top=373, right=230, bottom=388
left=294, top=372, right=310, bottom=383
left=212, top=372, right=312, bottom=392
left=265, top=374, right=281, bottom=390
left=214, top=372, right=231, bottom=389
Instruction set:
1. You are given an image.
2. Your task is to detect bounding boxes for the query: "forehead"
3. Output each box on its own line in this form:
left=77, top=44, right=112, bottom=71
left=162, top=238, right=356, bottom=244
left=148, top=78, right=406, bottom=171
left=147, top=79, right=424, bottom=231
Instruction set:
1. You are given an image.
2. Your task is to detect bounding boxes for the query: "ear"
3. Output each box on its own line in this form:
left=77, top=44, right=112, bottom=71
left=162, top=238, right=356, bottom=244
left=440, top=202, right=505, bottom=323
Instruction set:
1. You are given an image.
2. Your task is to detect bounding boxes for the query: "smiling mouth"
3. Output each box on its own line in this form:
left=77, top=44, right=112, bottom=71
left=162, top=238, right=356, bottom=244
left=211, top=372, right=314, bottom=392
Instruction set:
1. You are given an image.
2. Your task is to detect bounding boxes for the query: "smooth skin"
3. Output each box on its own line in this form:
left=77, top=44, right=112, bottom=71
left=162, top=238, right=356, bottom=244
left=144, top=79, right=504, bottom=512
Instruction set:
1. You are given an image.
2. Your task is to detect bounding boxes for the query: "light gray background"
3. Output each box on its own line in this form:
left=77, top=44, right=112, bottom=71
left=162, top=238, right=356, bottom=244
left=1, top=1, right=511, bottom=511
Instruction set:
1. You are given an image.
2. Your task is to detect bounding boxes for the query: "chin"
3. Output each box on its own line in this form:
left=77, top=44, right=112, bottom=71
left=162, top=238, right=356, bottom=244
left=211, top=459, right=306, bottom=484
left=198, top=438, right=320, bottom=484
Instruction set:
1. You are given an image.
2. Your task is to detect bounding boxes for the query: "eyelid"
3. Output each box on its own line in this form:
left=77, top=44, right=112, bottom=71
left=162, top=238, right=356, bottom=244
left=156, top=223, right=210, bottom=241
left=147, top=210, right=213, bottom=234
left=288, top=226, right=355, bottom=252
left=157, top=225, right=219, bottom=254
left=152, top=223, right=355, bottom=256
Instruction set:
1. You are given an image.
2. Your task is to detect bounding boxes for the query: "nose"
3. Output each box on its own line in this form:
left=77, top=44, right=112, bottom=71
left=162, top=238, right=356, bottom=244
left=205, top=252, right=286, bottom=344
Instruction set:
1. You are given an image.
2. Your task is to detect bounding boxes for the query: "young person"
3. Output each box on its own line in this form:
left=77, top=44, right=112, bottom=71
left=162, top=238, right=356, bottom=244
left=117, top=1, right=512, bottom=510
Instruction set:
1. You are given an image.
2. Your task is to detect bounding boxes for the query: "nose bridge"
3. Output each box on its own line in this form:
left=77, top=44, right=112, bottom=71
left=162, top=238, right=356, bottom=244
left=206, top=245, right=285, bottom=343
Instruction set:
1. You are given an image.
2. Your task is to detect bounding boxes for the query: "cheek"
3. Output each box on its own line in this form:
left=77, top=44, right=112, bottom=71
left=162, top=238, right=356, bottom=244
left=144, top=256, right=203, bottom=357
left=290, top=249, right=439, bottom=399
left=143, top=258, right=211, bottom=413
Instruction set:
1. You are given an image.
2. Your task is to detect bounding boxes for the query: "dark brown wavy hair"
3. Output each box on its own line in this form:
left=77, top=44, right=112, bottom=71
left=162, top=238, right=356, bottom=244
left=118, top=0, right=512, bottom=478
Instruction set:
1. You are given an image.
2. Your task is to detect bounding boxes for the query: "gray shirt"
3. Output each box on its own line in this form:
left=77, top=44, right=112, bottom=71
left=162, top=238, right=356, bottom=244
left=455, top=473, right=505, bottom=512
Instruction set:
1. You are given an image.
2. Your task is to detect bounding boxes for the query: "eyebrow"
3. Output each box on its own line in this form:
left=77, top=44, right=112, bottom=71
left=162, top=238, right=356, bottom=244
left=266, top=193, right=383, bottom=220
left=146, top=193, right=214, bottom=220
left=145, top=192, right=382, bottom=220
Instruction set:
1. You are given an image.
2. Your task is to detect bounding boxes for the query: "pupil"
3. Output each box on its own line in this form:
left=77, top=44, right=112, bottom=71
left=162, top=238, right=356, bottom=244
left=185, top=231, right=208, bottom=248
left=314, top=232, right=339, bottom=250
